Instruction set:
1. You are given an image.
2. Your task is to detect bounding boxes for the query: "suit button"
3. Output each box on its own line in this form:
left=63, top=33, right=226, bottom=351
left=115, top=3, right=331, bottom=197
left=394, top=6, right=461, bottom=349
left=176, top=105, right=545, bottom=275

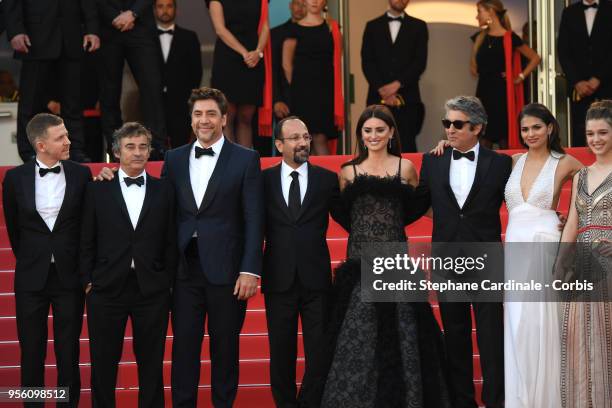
left=459, top=213, right=464, bottom=219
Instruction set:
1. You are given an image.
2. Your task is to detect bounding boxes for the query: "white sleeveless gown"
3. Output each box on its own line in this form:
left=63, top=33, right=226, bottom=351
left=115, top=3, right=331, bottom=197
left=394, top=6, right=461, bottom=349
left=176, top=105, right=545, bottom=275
left=504, top=153, right=562, bottom=408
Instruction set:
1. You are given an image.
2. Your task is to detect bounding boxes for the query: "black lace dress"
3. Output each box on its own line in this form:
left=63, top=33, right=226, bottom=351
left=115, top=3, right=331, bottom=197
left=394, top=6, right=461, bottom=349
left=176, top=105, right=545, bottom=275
left=299, top=165, right=451, bottom=408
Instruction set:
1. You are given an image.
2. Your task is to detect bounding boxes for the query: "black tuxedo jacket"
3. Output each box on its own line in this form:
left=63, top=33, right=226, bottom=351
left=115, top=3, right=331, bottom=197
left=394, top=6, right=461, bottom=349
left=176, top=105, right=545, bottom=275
left=4, top=0, right=99, bottom=60
left=161, top=140, right=264, bottom=284
left=2, top=161, right=92, bottom=291
left=261, top=163, right=345, bottom=293
left=413, top=147, right=512, bottom=242
left=96, top=0, right=155, bottom=39
left=79, top=174, right=177, bottom=298
left=158, top=25, right=202, bottom=101
left=271, top=19, right=294, bottom=106
left=361, top=12, right=428, bottom=105
left=558, top=0, right=612, bottom=96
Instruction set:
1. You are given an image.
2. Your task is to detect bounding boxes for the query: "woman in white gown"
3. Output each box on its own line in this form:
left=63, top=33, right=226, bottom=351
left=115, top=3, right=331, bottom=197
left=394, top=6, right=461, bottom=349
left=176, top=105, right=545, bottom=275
left=503, top=103, right=582, bottom=408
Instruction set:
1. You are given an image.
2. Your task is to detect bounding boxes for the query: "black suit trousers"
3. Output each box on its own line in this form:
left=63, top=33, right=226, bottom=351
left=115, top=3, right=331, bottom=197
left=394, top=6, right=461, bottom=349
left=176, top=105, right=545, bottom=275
left=438, top=301, right=504, bottom=408
left=98, top=34, right=166, bottom=151
left=264, top=278, right=328, bottom=408
left=390, top=102, right=424, bottom=153
left=15, top=265, right=84, bottom=408
left=86, top=273, right=170, bottom=408
left=17, top=58, right=85, bottom=162
left=171, top=240, right=247, bottom=408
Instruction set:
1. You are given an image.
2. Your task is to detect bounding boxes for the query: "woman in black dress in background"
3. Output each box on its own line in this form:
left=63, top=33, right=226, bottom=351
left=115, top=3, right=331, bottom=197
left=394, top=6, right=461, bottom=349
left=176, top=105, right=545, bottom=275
left=208, top=0, right=269, bottom=147
left=282, top=0, right=340, bottom=155
left=471, top=0, right=539, bottom=148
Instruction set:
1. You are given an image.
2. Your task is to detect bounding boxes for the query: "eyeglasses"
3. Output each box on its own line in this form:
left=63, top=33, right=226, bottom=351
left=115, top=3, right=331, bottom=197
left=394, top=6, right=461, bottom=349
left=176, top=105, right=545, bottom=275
left=442, top=119, right=472, bottom=129
left=279, top=134, right=313, bottom=143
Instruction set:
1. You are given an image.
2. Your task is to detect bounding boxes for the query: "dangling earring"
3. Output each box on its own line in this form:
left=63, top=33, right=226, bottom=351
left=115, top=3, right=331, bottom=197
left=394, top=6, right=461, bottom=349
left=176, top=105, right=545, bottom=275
left=388, top=138, right=392, bottom=149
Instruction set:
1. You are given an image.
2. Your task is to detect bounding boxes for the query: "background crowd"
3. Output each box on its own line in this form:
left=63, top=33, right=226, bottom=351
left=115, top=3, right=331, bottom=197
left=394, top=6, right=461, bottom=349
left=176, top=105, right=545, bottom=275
left=0, top=0, right=609, bottom=163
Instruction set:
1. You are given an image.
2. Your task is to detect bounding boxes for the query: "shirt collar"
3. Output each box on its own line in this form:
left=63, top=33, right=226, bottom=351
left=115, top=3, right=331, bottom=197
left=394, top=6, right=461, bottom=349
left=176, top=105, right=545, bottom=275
left=193, top=135, right=225, bottom=156
left=35, top=158, right=61, bottom=170
left=118, top=168, right=147, bottom=185
left=157, top=23, right=176, bottom=31
left=386, top=11, right=404, bottom=19
left=281, top=160, right=308, bottom=180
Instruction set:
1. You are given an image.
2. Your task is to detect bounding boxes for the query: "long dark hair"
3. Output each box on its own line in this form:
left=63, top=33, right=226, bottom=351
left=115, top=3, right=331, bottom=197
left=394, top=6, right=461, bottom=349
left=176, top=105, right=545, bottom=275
left=518, top=103, right=565, bottom=154
left=341, top=105, right=402, bottom=168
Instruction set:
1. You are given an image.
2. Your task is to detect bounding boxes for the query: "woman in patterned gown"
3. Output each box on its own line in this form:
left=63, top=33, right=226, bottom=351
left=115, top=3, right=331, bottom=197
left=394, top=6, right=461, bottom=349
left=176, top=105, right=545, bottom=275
left=298, top=105, right=450, bottom=408
left=559, top=101, right=612, bottom=408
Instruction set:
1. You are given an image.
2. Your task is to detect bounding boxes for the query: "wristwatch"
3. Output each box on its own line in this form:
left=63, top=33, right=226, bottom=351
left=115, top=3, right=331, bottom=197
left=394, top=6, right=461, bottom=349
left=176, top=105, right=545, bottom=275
left=257, top=50, right=264, bottom=59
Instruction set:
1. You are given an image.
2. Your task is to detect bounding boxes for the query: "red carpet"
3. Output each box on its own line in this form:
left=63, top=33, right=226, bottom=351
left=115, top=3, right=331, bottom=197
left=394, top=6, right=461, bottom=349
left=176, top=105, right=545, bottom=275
left=0, top=148, right=594, bottom=407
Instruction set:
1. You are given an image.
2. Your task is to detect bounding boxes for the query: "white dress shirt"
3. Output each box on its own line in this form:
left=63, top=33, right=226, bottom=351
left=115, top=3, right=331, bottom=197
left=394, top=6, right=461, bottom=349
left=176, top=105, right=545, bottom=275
left=118, top=168, right=147, bottom=268
left=281, top=161, right=308, bottom=206
left=584, top=0, right=598, bottom=36
left=387, top=11, right=403, bottom=44
left=35, top=159, right=66, bottom=262
left=449, top=143, right=479, bottom=209
left=190, top=136, right=224, bottom=211
left=158, top=24, right=175, bottom=62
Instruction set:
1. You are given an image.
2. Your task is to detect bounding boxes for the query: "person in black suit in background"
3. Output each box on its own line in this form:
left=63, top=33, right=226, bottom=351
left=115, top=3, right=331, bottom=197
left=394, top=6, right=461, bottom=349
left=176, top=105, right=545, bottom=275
left=162, top=87, right=264, bottom=408
left=271, top=0, right=305, bottom=121
left=96, top=0, right=167, bottom=159
left=412, top=96, right=510, bottom=408
left=558, top=0, right=612, bottom=147
left=361, top=0, right=428, bottom=153
left=262, top=116, right=345, bottom=408
left=80, top=122, right=176, bottom=407
left=2, top=113, right=92, bottom=407
left=154, top=0, right=202, bottom=148
left=4, top=0, right=100, bottom=163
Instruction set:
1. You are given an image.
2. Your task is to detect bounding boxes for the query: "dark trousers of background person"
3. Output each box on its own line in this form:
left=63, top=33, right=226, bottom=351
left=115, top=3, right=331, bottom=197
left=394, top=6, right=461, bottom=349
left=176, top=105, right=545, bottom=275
left=265, top=278, right=328, bottom=408
left=86, top=272, right=169, bottom=408
left=171, top=239, right=247, bottom=408
left=390, top=102, right=424, bottom=153
left=98, top=34, right=167, bottom=156
left=15, top=265, right=84, bottom=408
left=17, top=57, right=85, bottom=162
left=438, top=301, right=504, bottom=408
left=162, top=91, right=192, bottom=149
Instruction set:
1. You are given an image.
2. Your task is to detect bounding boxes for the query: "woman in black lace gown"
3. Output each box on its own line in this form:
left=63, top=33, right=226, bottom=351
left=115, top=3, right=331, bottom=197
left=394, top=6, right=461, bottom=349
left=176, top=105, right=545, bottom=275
left=299, top=105, right=450, bottom=408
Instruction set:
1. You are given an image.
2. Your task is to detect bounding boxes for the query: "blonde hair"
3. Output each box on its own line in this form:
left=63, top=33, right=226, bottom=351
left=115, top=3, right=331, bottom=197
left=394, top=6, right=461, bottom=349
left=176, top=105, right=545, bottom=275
left=471, top=0, right=512, bottom=75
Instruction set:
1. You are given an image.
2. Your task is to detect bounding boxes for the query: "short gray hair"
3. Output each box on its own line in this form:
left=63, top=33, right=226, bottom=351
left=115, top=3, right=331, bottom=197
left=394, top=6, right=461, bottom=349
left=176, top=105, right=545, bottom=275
left=444, top=96, right=488, bottom=135
left=112, top=122, right=152, bottom=154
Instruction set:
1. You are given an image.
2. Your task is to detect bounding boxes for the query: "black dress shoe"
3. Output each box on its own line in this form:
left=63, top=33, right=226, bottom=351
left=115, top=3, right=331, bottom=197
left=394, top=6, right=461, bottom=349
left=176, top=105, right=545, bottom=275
left=70, top=151, right=92, bottom=163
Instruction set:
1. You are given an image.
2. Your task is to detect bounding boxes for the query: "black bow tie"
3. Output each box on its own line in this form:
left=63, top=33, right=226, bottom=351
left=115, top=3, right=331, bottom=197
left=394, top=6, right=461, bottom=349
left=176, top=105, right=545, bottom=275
left=195, top=146, right=215, bottom=158
left=124, top=176, right=144, bottom=187
left=387, top=15, right=403, bottom=22
left=453, top=150, right=475, bottom=161
left=582, top=2, right=598, bottom=9
left=157, top=28, right=174, bottom=35
left=39, top=166, right=61, bottom=177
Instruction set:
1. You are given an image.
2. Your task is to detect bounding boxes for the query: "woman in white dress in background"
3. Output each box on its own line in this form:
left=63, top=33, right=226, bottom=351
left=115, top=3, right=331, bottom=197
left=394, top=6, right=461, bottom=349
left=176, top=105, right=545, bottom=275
left=503, top=103, right=582, bottom=408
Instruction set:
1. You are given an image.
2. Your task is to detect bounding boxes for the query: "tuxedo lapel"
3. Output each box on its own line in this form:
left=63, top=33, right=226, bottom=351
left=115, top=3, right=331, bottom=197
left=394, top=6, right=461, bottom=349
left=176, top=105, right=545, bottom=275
left=135, top=173, right=155, bottom=230
left=271, top=164, right=293, bottom=221
left=590, top=3, right=609, bottom=40
left=379, top=15, right=394, bottom=46
left=110, top=176, right=133, bottom=228
left=20, top=161, right=47, bottom=227
left=575, top=6, right=590, bottom=40
left=296, top=162, right=316, bottom=220
left=463, top=147, right=493, bottom=209
left=393, top=13, right=409, bottom=47
left=199, top=139, right=233, bottom=213
left=178, top=143, right=199, bottom=214
left=53, top=161, right=76, bottom=231
left=441, top=149, right=460, bottom=209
